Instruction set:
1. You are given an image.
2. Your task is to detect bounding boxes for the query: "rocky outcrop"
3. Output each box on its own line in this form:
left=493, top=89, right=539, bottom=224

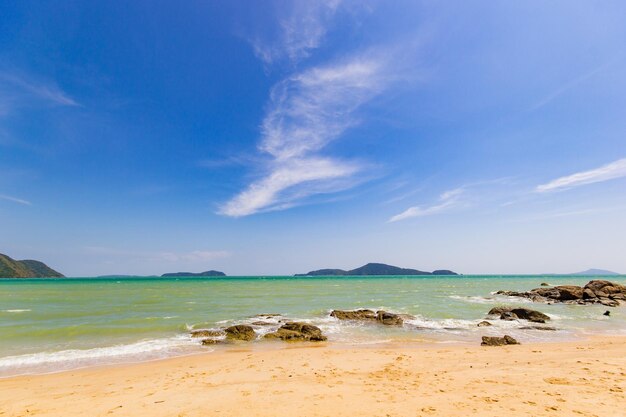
left=477, top=321, right=492, bottom=327
left=481, top=335, right=519, bottom=346
left=495, top=280, right=626, bottom=307
left=264, top=322, right=327, bottom=342
left=191, top=329, right=225, bottom=338
left=330, top=309, right=406, bottom=326
left=224, top=325, right=256, bottom=341
left=487, top=307, right=550, bottom=323
left=331, top=309, right=377, bottom=321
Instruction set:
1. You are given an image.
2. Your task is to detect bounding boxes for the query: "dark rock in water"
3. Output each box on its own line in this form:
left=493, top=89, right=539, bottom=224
left=251, top=321, right=274, bottom=326
left=224, top=325, right=256, bottom=341
left=603, top=310, right=611, bottom=316
left=477, top=321, right=492, bottom=327
left=264, top=322, right=327, bottom=342
left=201, top=338, right=220, bottom=345
left=500, top=311, right=518, bottom=321
left=253, top=314, right=282, bottom=318
left=553, top=285, right=584, bottom=300
left=519, top=326, right=557, bottom=331
left=540, top=282, right=550, bottom=286
left=496, top=280, right=626, bottom=307
left=376, top=310, right=403, bottom=326
left=191, top=329, right=225, bottom=338
left=488, top=307, right=550, bottom=323
left=330, top=309, right=377, bottom=321
left=510, top=308, right=550, bottom=323
left=481, top=335, right=519, bottom=346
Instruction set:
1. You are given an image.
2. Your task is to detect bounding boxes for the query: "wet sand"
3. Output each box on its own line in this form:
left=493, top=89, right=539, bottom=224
left=1, top=337, right=624, bottom=417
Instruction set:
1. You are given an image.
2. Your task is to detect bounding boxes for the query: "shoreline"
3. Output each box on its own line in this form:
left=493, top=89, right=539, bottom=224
left=1, top=336, right=624, bottom=416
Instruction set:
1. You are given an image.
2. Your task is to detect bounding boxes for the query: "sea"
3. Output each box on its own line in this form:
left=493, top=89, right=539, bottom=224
left=1, top=275, right=624, bottom=377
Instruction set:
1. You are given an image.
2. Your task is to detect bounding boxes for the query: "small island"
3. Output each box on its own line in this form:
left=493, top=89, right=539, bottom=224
left=0, top=253, right=64, bottom=278
left=295, top=262, right=457, bottom=276
left=161, top=270, right=226, bottom=277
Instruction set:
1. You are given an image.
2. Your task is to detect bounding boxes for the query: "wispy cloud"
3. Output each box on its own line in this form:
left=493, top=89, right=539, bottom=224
left=219, top=54, right=390, bottom=217
left=529, top=62, right=610, bottom=112
left=251, top=0, right=342, bottom=65
left=0, top=194, right=32, bottom=205
left=388, top=188, right=463, bottom=222
left=536, top=158, right=626, bottom=193
left=0, top=71, right=79, bottom=108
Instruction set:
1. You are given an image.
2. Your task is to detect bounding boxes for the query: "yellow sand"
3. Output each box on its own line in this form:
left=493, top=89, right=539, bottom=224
left=1, top=337, right=625, bottom=417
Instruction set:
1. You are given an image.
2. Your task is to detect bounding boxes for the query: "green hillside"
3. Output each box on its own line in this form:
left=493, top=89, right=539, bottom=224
left=0, top=253, right=64, bottom=278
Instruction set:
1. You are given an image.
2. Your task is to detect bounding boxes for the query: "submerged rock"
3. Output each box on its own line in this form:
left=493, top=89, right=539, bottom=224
left=191, top=329, right=225, bottom=338
left=264, top=322, right=327, bottom=342
left=376, top=310, right=404, bottom=326
left=519, top=326, right=557, bottom=331
left=488, top=307, right=550, bottom=323
left=201, top=338, right=220, bottom=345
left=481, top=335, right=520, bottom=346
left=224, top=325, right=256, bottom=341
left=330, top=309, right=377, bottom=321
left=477, top=321, right=492, bottom=327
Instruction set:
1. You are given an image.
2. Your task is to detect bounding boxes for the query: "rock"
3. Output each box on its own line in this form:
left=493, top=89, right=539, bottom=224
left=488, top=307, right=550, bottom=323
left=599, top=298, right=619, bottom=307
left=481, top=335, right=520, bottom=346
left=511, top=308, right=550, bottom=323
left=583, top=288, right=596, bottom=299
left=190, top=329, right=225, bottom=338
left=253, top=314, right=282, bottom=318
left=264, top=322, right=327, bottom=342
left=201, top=338, right=220, bottom=345
left=603, top=310, right=611, bottom=316
left=330, top=309, right=376, bottom=321
left=540, top=282, right=550, bottom=286
left=477, top=321, right=492, bottom=327
left=500, top=311, right=518, bottom=321
left=224, top=325, right=256, bottom=341
left=584, top=280, right=626, bottom=296
left=376, top=310, right=403, bottom=326
left=553, top=285, right=584, bottom=300
left=251, top=321, right=274, bottom=326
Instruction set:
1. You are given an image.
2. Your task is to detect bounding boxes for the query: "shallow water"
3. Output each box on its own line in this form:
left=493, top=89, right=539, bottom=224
left=1, top=275, right=624, bottom=376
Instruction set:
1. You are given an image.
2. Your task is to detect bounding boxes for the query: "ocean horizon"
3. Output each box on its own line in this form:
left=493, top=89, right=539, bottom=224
left=2, top=274, right=624, bottom=377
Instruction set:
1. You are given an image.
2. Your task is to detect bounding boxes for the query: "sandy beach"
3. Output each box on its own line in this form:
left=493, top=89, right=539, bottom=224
left=1, top=336, right=624, bottom=417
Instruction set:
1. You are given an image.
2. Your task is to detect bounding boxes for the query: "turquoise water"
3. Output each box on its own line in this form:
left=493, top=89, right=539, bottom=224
left=1, top=275, right=625, bottom=376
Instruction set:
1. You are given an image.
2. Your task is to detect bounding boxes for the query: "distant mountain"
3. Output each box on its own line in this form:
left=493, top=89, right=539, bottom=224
left=569, top=268, right=620, bottom=276
left=0, top=253, right=64, bottom=278
left=161, top=270, right=226, bottom=277
left=295, top=263, right=458, bottom=276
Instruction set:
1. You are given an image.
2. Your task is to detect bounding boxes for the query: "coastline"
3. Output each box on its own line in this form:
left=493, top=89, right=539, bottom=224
left=1, top=336, right=624, bottom=417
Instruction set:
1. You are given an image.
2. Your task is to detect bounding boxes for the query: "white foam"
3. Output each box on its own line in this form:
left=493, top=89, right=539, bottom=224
left=0, top=335, right=202, bottom=377
left=1, top=309, right=31, bottom=313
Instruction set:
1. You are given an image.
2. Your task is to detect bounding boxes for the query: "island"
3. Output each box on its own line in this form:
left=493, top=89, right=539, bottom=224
left=161, top=270, right=226, bottom=277
left=0, top=252, right=64, bottom=278
left=295, top=262, right=457, bottom=276
left=569, top=268, right=621, bottom=276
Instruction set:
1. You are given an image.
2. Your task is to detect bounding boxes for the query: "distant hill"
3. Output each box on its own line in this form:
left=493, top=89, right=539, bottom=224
left=0, top=253, right=64, bottom=278
left=295, top=263, right=457, bottom=276
left=569, top=268, right=620, bottom=276
left=161, top=270, right=226, bottom=277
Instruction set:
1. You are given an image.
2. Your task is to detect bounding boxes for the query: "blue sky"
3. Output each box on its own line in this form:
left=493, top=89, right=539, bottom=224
left=1, top=1, right=626, bottom=276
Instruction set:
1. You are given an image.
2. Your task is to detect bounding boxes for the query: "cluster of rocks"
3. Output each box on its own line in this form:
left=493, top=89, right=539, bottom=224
left=192, top=321, right=327, bottom=345
left=330, top=309, right=409, bottom=325
left=495, top=280, right=626, bottom=307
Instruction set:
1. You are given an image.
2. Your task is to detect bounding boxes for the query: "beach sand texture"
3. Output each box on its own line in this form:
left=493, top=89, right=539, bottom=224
left=1, top=337, right=624, bottom=417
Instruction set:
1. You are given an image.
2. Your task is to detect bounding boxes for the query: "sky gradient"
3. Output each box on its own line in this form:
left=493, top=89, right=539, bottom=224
left=1, top=1, right=626, bottom=276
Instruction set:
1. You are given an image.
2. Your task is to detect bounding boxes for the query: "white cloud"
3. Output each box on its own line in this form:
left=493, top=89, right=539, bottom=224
left=0, top=194, right=32, bottom=205
left=388, top=188, right=463, bottom=222
left=536, top=158, right=626, bottom=193
left=219, top=55, right=389, bottom=217
left=252, top=0, right=342, bottom=65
